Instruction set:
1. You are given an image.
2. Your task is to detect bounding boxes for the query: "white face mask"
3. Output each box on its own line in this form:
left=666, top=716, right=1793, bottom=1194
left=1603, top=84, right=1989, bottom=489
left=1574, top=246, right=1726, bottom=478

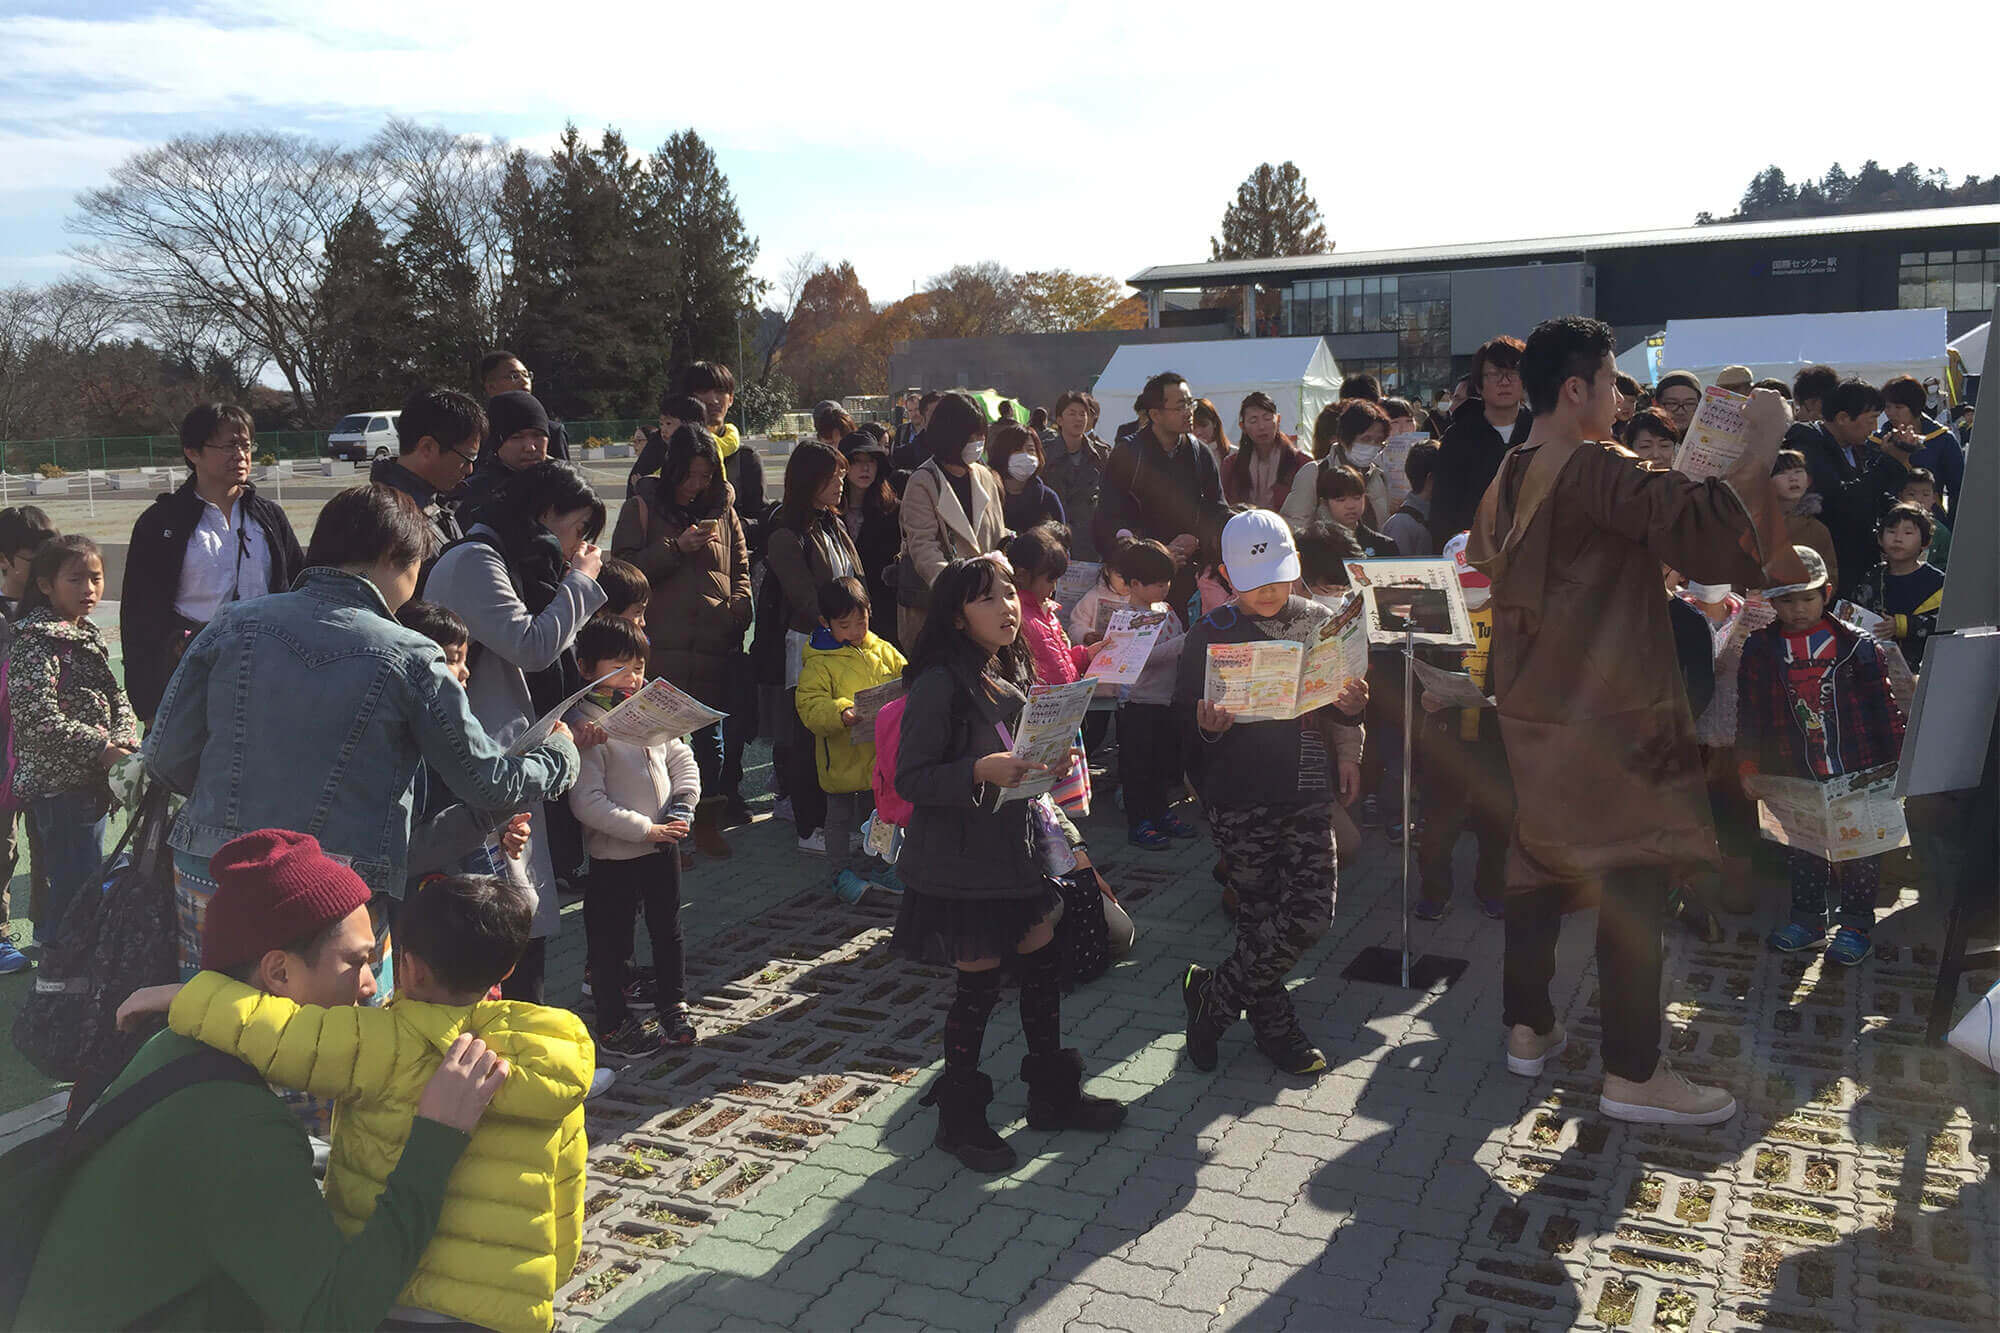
left=1347, top=442, right=1384, bottom=469
left=961, top=440, right=984, bottom=466
left=1006, top=452, right=1039, bottom=481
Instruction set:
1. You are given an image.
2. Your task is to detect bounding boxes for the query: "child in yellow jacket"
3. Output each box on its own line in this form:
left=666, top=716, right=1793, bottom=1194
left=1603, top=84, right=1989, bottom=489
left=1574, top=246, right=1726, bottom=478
left=796, top=576, right=907, bottom=902
left=121, top=872, right=592, bottom=1333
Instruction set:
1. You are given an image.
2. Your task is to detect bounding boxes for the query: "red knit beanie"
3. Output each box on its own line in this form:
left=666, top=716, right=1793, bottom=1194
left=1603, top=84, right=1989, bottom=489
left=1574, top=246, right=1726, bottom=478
left=201, top=830, right=373, bottom=973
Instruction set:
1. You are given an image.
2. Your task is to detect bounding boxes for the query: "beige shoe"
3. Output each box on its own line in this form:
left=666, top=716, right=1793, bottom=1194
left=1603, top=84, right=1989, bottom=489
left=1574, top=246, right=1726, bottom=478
left=1505, top=1022, right=1567, bottom=1076
left=1600, top=1059, right=1737, bottom=1125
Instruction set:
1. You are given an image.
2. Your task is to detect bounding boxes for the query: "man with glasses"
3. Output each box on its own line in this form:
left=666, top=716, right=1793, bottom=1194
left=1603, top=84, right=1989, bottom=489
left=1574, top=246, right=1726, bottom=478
left=1653, top=372, right=1704, bottom=441
left=1432, top=335, right=1532, bottom=539
left=375, top=388, right=484, bottom=570
left=121, top=403, right=306, bottom=722
left=478, top=350, right=570, bottom=460
left=1094, top=371, right=1228, bottom=609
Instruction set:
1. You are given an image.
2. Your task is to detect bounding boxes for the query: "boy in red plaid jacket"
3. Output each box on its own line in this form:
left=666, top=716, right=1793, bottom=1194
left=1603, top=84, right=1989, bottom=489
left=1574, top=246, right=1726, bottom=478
left=1736, top=546, right=1906, bottom=966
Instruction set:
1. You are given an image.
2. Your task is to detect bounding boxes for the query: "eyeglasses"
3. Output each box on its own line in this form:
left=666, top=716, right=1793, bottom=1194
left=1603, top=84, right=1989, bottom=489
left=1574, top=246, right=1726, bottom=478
left=205, top=439, right=255, bottom=456
left=448, top=447, right=480, bottom=467
left=1659, top=396, right=1701, bottom=412
left=1481, top=368, right=1521, bottom=383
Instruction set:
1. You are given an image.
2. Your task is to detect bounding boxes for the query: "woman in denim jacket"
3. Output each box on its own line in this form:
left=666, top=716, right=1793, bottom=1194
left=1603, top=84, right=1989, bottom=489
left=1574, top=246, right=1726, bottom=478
left=422, top=461, right=608, bottom=1001
left=145, top=485, right=580, bottom=981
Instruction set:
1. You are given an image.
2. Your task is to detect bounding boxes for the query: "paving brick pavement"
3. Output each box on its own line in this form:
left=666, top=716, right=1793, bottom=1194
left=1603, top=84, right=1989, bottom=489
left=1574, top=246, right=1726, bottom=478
left=546, top=760, right=1997, bottom=1331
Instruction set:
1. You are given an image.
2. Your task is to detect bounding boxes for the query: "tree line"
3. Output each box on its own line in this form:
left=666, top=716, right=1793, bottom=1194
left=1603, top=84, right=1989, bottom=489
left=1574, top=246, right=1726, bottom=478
left=1699, top=161, right=1997, bottom=225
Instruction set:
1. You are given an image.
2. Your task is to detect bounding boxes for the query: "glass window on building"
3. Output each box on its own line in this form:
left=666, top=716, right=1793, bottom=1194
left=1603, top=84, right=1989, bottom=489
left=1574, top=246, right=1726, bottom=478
left=1898, top=249, right=1998, bottom=312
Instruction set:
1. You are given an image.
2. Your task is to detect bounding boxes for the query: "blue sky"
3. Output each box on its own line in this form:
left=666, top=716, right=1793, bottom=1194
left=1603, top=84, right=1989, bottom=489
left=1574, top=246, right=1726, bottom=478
left=3, top=1, right=1997, bottom=305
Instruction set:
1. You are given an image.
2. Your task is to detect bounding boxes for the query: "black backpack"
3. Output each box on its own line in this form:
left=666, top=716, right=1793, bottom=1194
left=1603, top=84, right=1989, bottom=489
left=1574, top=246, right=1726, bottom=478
left=0, top=1045, right=260, bottom=1328
left=11, top=783, right=180, bottom=1087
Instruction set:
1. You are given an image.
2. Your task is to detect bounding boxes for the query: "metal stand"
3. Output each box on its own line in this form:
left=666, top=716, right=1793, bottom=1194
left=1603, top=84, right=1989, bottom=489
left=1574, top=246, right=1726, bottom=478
left=1342, top=628, right=1470, bottom=994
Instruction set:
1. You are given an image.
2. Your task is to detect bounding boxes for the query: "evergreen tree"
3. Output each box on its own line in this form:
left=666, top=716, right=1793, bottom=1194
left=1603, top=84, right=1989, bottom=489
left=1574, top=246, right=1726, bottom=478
left=498, top=125, right=653, bottom=418
left=1210, top=162, right=1331, bottom=261
left=316, top=202, right=416, bottom=414
left=396, top=195, right=481, bottom=391
left=646, top=130, right=760, bottom=380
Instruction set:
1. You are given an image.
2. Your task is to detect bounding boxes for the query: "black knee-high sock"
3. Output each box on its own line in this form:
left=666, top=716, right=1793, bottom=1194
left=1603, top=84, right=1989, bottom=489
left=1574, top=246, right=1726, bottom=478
left=944, top=967, right=1004, bottom=1073
left=1018, top=944, right=1063, bottom=1056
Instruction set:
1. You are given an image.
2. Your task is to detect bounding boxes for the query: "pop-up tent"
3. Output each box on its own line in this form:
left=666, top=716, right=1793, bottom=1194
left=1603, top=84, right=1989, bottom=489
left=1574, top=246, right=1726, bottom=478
left=1616, top=332, right=1664, bottom=386
left=1090, top=336, right=1344, bottom=437
left=1659, top=309, right=1950, bottom=394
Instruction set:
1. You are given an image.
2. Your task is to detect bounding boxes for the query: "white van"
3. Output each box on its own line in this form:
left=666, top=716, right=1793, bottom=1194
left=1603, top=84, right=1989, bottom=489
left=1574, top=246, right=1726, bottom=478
left=325, top=411, right=401, bottom=463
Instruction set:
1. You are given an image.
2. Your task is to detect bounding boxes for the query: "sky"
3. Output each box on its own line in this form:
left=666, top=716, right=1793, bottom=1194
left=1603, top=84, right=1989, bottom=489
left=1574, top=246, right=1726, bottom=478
left=3, top=0, right=1998, bottom=308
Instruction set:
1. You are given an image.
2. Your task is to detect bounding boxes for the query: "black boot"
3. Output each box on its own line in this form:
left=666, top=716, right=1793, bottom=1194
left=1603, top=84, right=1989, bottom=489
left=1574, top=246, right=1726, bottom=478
left=1022, top=1048, right=1126, bottom=1132
left=918, top=1068, right=1017, bottom=1173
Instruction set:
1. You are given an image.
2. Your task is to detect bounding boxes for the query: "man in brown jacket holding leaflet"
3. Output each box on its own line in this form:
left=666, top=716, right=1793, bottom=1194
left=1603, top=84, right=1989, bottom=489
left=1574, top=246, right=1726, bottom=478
left=1468, top=317, right=1799, bottom=1127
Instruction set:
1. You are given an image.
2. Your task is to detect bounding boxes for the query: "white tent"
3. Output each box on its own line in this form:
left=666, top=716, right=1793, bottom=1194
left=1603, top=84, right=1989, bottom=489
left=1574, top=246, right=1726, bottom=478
left=1658, top=309, right=1949, bottom=391
left=1090, top=336, right=1344, bottom=438
left=1616, top=332, right=1664, bottom=386
left=1949, top=321, right=1988, bottom=370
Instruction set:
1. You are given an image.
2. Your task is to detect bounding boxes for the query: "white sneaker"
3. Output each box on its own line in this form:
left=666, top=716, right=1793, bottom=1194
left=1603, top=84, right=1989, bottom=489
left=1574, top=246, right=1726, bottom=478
left=1600, top=1059, right=1737, bottom=1126
left=773, top=797, right=794, bottom=823
left=797, top=830, right=826, bottom=855
left=587, top=1067, right=617, bottom=1101
left=1505, top=1021, right=1567, bottom=1077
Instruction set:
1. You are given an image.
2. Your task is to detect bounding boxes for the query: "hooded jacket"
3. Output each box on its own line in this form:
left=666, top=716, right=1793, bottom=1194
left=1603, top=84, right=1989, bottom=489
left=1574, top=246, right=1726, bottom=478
left=6, top=607, right=138, bottom=801
left=796, top=627, right=907, bottom=793
left=168, top=972, right=592, bottom=1333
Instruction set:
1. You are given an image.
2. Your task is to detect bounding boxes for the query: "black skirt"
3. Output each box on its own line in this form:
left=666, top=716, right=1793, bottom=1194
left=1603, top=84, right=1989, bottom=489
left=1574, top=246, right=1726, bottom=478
left=891, top=880, right=1065, bottom=966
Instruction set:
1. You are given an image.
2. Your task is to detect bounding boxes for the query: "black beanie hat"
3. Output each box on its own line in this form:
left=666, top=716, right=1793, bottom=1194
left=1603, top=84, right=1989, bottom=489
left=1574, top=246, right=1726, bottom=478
left=486, top=391, right=550, bottom=447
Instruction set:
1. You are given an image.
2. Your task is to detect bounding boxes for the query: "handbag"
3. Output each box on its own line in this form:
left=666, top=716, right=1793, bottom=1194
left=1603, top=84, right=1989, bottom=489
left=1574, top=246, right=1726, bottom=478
left=1027, top=795, right=1077, bottom=878
left=11, top=782, right=180, bottom=1086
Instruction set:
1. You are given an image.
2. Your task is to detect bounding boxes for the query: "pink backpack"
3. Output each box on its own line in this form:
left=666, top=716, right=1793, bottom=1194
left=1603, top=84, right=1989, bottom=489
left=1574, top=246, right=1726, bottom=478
left=870, top=697, right=914, bottom=828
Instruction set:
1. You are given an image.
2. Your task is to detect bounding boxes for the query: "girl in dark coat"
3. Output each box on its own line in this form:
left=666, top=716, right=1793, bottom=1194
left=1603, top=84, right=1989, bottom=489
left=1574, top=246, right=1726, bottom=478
left=892, top=556, right=1124, bottom=1173
left=839, top=432, right=904, bottom=646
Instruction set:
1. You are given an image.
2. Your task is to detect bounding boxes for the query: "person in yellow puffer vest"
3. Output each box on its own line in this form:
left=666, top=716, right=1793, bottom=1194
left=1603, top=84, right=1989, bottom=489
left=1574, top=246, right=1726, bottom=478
left=797, top=575, right=907, bottom=901
left=123, top=872, right=592, bottom=1333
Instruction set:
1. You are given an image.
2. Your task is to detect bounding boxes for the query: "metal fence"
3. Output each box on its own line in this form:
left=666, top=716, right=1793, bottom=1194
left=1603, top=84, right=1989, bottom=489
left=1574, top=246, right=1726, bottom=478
left=0, top=418, right=659, bottom=478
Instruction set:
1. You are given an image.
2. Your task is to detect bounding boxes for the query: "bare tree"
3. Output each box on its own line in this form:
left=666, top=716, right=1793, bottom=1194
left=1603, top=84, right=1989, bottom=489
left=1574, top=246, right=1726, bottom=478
left=0, top=281, right=125, bottom=439
left=757, top=250, right=821, bottom=377
left=369, top=118, right=512, bottom=345
left=68, top=130, right=379, bottom=418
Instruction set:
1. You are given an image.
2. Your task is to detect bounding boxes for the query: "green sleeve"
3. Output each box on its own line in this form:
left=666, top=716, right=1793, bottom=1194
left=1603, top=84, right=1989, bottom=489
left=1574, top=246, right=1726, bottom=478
left=200, top=1098, right=468, bottom=1332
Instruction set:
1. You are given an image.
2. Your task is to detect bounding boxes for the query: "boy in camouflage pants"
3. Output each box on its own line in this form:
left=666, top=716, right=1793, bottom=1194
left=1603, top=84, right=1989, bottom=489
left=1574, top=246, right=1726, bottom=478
left=1174, top=512, right=1366, bottom=1076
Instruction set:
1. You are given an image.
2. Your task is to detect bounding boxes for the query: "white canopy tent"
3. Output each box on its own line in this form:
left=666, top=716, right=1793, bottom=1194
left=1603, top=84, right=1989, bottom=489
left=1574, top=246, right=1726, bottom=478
left=1090, top=336, right=1344, bottom=438
left=1949, top=321, right=1988, bottom=370
left=1658, top=308, right=1950, bottom=392
left=1616, top=333, right=1664, bottom=386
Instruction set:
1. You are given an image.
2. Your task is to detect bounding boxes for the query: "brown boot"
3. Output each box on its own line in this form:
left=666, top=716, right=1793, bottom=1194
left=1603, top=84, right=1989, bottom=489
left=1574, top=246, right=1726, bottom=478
left=692, top=798, right=733, bottom=859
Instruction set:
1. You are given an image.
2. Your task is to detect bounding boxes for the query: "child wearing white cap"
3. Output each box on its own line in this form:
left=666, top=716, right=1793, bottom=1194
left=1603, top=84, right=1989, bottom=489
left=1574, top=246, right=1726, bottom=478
left=1173, top=509, right=1368, bottom=1077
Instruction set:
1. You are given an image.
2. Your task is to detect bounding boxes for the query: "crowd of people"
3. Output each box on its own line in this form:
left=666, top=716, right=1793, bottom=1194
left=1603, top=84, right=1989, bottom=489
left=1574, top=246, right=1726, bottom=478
left=0, top=317, right=1975, bottom=1329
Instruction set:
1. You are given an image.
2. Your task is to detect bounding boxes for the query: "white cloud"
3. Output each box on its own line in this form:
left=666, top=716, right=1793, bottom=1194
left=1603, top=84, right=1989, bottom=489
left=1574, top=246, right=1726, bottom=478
left=2, top=0, right=1996, bottom=299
